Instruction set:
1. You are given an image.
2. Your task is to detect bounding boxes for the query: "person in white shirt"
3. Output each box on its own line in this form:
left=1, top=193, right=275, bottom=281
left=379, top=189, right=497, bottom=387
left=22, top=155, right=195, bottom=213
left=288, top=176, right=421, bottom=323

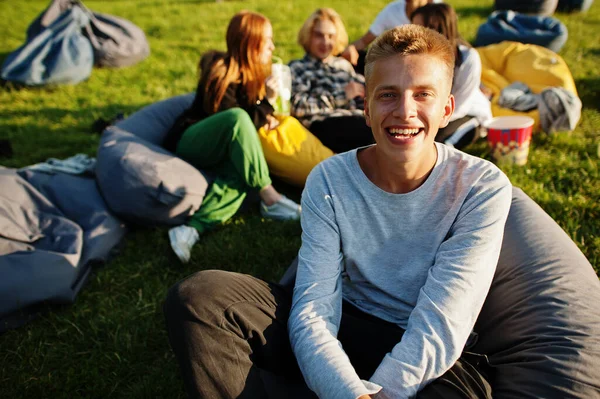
left=411, top=3, right=493, bottom=149
left=341, top=0, right=441, bottom=73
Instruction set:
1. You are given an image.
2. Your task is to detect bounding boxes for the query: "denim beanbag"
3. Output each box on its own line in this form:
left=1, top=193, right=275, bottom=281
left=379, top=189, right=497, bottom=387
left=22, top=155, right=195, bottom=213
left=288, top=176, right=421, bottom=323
left=475, top=10, right=568, bottom=53
left=96, top=94, right=211, bottom=226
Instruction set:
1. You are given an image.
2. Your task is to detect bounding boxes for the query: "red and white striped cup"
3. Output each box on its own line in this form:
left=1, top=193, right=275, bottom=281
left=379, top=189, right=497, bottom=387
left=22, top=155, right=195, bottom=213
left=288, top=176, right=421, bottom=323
left=484, top=116, right=534, bottom=166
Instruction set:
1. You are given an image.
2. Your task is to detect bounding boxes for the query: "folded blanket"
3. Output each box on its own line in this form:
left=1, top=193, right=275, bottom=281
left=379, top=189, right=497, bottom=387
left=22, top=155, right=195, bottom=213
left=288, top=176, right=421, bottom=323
left=498, top=82, right=582, bottom=133
left=24, top=153, right=96, bottom=175
left=498, top=82, right=539, bottom=112
left=539, top=87, right=582, bottom=134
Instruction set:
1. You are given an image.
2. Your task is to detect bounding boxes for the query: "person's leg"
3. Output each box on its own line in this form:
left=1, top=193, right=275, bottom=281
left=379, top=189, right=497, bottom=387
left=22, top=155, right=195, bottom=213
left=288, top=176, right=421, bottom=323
left=164, top=270, right=313, bottom=399
left=168, top=109, right=299, bottom=262
left=177, top=108, right=300, bottom=232
left=337, top=301, right=492, bottom=399
left=176, top=108, right=272, bottom=191
left=168, top=108, right=271, bottom=262
left=309, top=115, right=375, bottom=154
left=417, top=354, right=492, bottom=399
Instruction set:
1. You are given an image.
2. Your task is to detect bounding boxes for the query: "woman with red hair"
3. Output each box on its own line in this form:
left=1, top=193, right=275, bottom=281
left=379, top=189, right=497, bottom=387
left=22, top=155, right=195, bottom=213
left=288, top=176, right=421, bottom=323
left=163, top=11, right=301, bottom=264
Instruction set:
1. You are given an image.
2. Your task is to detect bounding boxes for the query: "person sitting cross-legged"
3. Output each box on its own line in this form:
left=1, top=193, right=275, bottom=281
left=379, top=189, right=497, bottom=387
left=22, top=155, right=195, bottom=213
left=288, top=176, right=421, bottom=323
left=164, top=25, right=512, bottom=398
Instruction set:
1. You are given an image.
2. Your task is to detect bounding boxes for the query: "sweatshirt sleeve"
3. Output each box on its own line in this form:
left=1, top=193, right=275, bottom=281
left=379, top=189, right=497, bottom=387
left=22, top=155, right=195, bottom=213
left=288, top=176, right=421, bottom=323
left=369, top=170, right=512, bottom=398
left=288, top=166, right=382, bottom=399
left=451, top=47, right=483, bottom=121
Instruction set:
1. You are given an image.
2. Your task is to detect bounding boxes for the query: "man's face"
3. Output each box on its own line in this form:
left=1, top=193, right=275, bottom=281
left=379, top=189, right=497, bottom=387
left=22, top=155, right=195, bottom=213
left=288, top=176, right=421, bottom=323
left=308, top=19, right=336, bottom=61
left=364, top=53, right=454, bottom=164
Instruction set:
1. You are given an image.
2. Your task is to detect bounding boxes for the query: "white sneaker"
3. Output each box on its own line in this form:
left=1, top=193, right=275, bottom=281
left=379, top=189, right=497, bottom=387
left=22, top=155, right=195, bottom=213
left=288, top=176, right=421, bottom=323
left=168, top=225, right=199, bottom=263
left=260, top=195, right=301, bottom=221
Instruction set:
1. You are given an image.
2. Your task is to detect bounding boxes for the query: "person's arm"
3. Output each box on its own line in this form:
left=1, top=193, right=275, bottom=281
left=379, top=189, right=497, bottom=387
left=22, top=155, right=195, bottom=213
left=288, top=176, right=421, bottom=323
left=289, top=58, right=351, bottom=120
left=219, top=84, right=274, bottom=131
left=369, top=171, right=512, bottom=398
left=341, top=31, right=377, bottom=65
left=288, top=166, right=381, bottom=399
left=451, top=47, right=483, bottom=120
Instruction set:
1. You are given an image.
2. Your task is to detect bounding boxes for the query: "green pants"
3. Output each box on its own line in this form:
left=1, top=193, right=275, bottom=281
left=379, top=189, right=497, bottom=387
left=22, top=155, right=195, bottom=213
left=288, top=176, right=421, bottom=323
left=176, top=108, right=272, bottom=233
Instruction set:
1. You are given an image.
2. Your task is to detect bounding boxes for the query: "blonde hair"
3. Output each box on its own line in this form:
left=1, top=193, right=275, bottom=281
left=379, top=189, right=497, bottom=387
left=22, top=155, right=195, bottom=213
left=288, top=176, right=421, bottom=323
left=297, top=8, right=348, bottom=56
left=365, top=24, right=455, bottom=86
left=201, top=11, right=271, bottom=114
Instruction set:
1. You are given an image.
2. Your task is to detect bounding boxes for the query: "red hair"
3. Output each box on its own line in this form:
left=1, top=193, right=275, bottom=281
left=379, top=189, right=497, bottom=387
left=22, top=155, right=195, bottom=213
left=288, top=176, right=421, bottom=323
left=201, top=11, right=271, bottom=114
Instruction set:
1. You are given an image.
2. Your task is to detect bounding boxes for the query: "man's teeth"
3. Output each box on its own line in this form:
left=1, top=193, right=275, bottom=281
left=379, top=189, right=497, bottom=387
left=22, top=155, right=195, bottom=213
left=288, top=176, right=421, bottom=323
left=388, top=128, right=420, bottom=136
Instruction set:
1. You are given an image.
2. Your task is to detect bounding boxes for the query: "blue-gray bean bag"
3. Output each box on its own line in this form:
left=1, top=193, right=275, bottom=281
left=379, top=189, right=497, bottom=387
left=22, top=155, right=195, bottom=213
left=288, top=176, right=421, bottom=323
left=475, top=10, right=568, bottom=53
left=0, top=167, right=127, bottom=332
left=279, top=187, right=600, bottom=398
left=96, top=94, right=211, bottom=226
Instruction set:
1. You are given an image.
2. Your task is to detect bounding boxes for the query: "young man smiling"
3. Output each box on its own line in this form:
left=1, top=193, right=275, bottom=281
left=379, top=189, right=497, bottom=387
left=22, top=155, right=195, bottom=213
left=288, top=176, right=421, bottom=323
left=289, top=25, right=511, bottom=398
left=164, top=25, right=512, bottom=399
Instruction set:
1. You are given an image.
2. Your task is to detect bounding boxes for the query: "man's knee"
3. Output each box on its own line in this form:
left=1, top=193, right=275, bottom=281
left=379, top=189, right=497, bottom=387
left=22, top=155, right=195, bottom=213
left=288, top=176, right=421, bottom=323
left=220, top=107, right=254, bottom=130
left=164, top=270, right=236, bottom=322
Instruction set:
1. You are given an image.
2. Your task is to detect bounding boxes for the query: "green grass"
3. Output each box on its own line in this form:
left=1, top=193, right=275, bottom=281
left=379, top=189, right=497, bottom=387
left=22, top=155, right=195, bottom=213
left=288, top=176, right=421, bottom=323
left=0, top=0, right=598, bottom=397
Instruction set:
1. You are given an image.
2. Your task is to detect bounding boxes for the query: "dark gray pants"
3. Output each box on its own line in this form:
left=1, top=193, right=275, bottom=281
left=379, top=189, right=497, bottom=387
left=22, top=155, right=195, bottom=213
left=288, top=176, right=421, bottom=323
left=164, top=270, right=492, bottom=398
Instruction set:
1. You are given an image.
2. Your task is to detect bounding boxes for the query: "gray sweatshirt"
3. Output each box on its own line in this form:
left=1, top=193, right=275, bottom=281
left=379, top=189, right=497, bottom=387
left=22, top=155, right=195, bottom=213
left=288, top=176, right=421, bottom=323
left=289, top=143, right=512, bottom=399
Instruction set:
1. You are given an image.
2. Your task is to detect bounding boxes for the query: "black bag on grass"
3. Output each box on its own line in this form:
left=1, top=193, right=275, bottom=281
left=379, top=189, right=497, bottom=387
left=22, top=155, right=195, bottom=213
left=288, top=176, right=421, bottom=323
left=27, top=0, right=150, bottom=68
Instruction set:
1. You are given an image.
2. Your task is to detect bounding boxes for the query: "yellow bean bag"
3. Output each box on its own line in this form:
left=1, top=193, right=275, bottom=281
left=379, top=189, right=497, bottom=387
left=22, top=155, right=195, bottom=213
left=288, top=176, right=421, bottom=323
left=258, top=115, right=334, bottom=187
left=476, top=41, right=577, bottom=132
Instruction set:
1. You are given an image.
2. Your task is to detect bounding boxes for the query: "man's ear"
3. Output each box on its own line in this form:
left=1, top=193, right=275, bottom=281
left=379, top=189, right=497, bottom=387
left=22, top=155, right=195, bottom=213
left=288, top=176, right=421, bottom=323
left=439, top=94, right=455, bottom=129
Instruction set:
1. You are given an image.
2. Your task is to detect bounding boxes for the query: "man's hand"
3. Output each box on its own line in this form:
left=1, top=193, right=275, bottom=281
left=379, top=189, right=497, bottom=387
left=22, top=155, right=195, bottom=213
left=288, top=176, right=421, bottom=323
left=344, top=81, right=365, bottom=100
left=341, top=44, right=359, bottom=66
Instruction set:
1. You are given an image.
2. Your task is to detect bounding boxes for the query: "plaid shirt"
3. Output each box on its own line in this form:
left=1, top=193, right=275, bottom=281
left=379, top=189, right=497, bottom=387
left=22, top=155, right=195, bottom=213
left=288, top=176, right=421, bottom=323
left=289, top=54, right=365, bottom=127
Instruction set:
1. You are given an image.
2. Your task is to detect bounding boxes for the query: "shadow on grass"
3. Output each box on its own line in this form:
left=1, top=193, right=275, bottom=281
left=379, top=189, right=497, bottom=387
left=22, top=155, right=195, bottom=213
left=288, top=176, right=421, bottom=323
left=0, top=103, right=150, bottom=166
left=0, top=103, right=148, bottom=131
left=454, top=5, right=494, bottom=19
left=0, top=51, right=12, bottom=67
left=575, top=76, right=600, bottom=111
left=138, top=0, right=227, bottom=7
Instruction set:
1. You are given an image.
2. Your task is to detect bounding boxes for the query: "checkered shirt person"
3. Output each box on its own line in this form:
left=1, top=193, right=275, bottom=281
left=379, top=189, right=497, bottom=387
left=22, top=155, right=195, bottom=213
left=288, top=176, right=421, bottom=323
left=289, top=54, right=366, bottom=128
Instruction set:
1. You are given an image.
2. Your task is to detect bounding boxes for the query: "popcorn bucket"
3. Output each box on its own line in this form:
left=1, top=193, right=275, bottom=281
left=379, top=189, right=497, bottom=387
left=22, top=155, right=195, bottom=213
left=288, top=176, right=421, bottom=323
left=271, top=57, right=292, bottom=116
left=484, top=116, right=534, bottom=166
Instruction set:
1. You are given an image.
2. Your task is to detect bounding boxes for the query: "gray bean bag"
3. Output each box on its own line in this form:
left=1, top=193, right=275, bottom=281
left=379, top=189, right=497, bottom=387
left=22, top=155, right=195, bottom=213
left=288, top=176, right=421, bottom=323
left=27, top=0, right=150, bottom=69
left=279, top=187, right=600, bottom=398
left=0, top=167, right=127, bottom=332
left=475, top=10, right=568, bottom=53
left=96, top=93, right=211, bottom=226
